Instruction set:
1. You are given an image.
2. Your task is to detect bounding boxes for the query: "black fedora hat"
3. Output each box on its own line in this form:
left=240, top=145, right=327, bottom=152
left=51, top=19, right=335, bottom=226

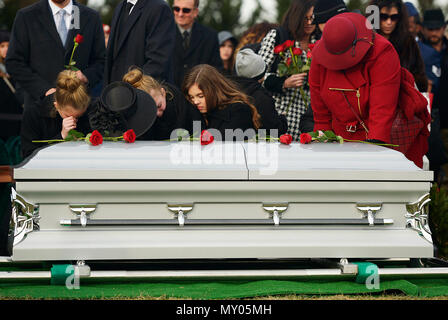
left=100, top=81, right=157, bottom=137
left=423, top=9, right=446, bottom=29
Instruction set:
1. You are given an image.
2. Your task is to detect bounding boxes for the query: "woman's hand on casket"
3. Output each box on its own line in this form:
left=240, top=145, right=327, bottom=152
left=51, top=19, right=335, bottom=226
left=283, top=73, right=307, bottom=89
left=61, top=116, right=78, bottom=139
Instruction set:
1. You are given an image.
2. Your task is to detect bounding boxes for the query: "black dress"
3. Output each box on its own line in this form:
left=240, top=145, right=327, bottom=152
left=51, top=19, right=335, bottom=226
left=20, top=95, right=92, bottom=159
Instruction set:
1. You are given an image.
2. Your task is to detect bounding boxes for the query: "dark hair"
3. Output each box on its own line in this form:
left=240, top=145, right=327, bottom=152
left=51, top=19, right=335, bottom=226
left=368, top=0, right=428, bottom=91
left=281, top=0, right=316, bottom=40
left=182, top=64, right=262, bottom=129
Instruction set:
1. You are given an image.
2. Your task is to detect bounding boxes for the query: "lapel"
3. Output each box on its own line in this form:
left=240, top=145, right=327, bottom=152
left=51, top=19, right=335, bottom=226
left=37, top=0, right=66, bottom=53
left=64, top=2, right=86, bottom=61
left=113, top=0, right=145, bottom=59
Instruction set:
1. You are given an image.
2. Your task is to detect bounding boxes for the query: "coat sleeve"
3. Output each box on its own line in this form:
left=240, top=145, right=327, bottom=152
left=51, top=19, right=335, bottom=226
left=81, top=11, right=106, bottom=89
left=20, top=104, right=61, bottom=159
left=5, top=10, right=52, bottom=102
left=367, top=44, right=401, bottom=143
left=309, top=60, right=332, bottom=131
left=143, top=4, right=176, bottom=81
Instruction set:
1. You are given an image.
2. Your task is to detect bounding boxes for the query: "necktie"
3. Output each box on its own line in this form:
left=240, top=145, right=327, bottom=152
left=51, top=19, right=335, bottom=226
left=57, top=9, right=68, bottom=46
left=183, top=31, right=190, bottom=50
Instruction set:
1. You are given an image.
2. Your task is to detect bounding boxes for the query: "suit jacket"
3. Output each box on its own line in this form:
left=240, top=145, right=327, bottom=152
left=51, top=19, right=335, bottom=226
left=5, top=0, right=105, bottom=108
left=173, top=22, right=222, bottom=88
left=105, top=0, right=176, bottom=84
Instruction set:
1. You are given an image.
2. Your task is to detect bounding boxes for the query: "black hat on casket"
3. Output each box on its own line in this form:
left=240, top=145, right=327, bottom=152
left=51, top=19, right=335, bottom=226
left=91, top=82, right=157, bottom=138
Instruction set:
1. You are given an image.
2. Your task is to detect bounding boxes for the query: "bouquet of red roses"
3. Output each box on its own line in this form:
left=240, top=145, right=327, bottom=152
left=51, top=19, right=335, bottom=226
left=274, top=40, right=315, bottom=113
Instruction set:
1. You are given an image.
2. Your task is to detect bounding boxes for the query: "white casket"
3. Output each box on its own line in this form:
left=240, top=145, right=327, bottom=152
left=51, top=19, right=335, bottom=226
left=9, top=141, right=434, bottom=262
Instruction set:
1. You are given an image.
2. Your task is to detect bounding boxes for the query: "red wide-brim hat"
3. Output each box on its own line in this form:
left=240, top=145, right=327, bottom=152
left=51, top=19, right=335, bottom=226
left=313, top=12, right=374, bottom=70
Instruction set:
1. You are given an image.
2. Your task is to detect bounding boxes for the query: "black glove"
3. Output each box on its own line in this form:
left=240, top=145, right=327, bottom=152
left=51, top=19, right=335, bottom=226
left=365, top=139, right=385, bottom=144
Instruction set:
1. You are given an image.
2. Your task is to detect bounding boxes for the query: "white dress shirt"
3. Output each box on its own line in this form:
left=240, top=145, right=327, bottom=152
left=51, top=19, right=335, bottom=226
left=48, top=0, right=73, bottom=31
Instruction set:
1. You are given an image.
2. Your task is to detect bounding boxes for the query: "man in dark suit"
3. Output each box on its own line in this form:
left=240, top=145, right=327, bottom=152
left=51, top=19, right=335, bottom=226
left=105, top=0, right=176, bottom=84
left=6, top=0, right=105, bottom=109
left=172, top=0, right=222, bottom=88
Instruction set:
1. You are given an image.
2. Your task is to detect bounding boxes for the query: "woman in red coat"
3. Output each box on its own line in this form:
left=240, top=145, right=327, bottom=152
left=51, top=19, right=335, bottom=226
left=310, top=12, right=401, bottom=144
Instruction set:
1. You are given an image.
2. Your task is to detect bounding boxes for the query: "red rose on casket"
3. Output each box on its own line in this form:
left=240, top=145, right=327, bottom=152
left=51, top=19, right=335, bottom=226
left=279, top=134, right=293, bottom=145
left=299, top=133, right=312, bottom=144
left=200, top=130, right=214, bottom=145
left=87, top=130, right=103, bottom=146
left=123, top=129, right=136, bottom=143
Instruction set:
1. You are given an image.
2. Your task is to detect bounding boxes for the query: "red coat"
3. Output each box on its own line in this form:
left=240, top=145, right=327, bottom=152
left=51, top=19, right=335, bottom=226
left=310, top=34, right=401, bottom=143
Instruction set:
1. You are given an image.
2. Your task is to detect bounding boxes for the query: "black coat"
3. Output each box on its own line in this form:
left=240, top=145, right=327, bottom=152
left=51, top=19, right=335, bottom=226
left=105, top=0, right=176, bottom=84
left=0, top=74, right=22, bottom=140
left=20, top=97, right=92, bottom=159
left=5, top=0, right=105, bottom=108
left=204, top=103, right=256, bottom=141
left=140, top=83, right=200, bottom=140
left=172, top=22, right=222, bottom=88
left=230, top=76, right=288, bottom=135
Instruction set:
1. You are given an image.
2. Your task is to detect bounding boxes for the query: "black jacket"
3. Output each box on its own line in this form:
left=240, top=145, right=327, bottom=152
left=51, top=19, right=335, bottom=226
left=105, top=0, right=176, bottom=84
left=20, top=97, right=92, bottom=159
left=0, top=73, right=23, bottom=140
left=140, top=83, right=200, bottom=140
left=230, top=76, right=288, bottom=135
left=203, top=103, right=255, bottom=141
left=6, top=0, right=105, bottom=108
left=172, top=22, right=222, bottom=88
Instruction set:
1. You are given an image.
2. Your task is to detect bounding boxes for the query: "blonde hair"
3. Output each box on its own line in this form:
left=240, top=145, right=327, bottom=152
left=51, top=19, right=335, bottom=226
left=54, top=70, right=90, bottom=113
left=183, top=64, right=262, bottom=129
left=123, top=68, right=173, bottom=100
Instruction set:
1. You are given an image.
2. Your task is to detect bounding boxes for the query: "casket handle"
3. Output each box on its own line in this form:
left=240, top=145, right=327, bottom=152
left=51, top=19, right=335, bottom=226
left=69, top=204, right=97, bottom=228
left=263, top=203, right=289, bottom=226
left=167, top=204, right=194, bottom=227
left=356, top=203, right=382, bottom=226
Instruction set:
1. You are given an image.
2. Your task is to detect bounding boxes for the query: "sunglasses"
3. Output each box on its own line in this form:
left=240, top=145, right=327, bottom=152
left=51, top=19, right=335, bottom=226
left=380, top=13, right=400, bottom=22
left=173, top=6, right=193, bottom=13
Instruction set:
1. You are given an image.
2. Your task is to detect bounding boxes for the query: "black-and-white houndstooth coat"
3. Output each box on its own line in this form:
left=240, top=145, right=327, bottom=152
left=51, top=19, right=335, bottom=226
left=258, top=28, right=315, bottom=140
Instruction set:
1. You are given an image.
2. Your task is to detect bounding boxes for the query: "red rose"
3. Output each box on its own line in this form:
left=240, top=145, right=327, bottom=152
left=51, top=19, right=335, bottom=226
left=279, top=134, right=293, bottom=145
left=200, top=130, right=214, bottom=146
left=306, top=51, right=312, bottom=59
left=123, top=129, right=136, bottom=143
left=286, top=57, right=292, bottom=66
left=292, top=47, right=303, bottom=56
left=88, top=130, right=103, bottom=146
left=299, top=133, right=312, bottom=144
left=308, top=43, right=315, bottom=51
left=283, top=40, right=295, bottom=48
left=274, top=44, right=285, bottom=54
left=74, top=34, right=84, bottom=44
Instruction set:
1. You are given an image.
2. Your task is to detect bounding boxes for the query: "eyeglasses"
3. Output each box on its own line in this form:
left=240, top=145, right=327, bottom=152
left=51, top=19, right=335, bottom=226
left=304, top=14, right=315, bottom=23
left=380, top=13, right=400, bottom=22
left=173, top=6, right=193, bottom=14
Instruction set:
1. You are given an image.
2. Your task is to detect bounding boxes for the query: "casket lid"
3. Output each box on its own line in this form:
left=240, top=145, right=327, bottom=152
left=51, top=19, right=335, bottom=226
left=14, top=141, right=248, bottom=180
left=14, top=141, right=433, bottom=181
left=244, top=142, right=432, bottom=181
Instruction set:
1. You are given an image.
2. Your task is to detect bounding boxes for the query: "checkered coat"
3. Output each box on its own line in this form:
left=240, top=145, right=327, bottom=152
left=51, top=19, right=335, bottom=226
left=258, top=28, right=313, bottom=140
